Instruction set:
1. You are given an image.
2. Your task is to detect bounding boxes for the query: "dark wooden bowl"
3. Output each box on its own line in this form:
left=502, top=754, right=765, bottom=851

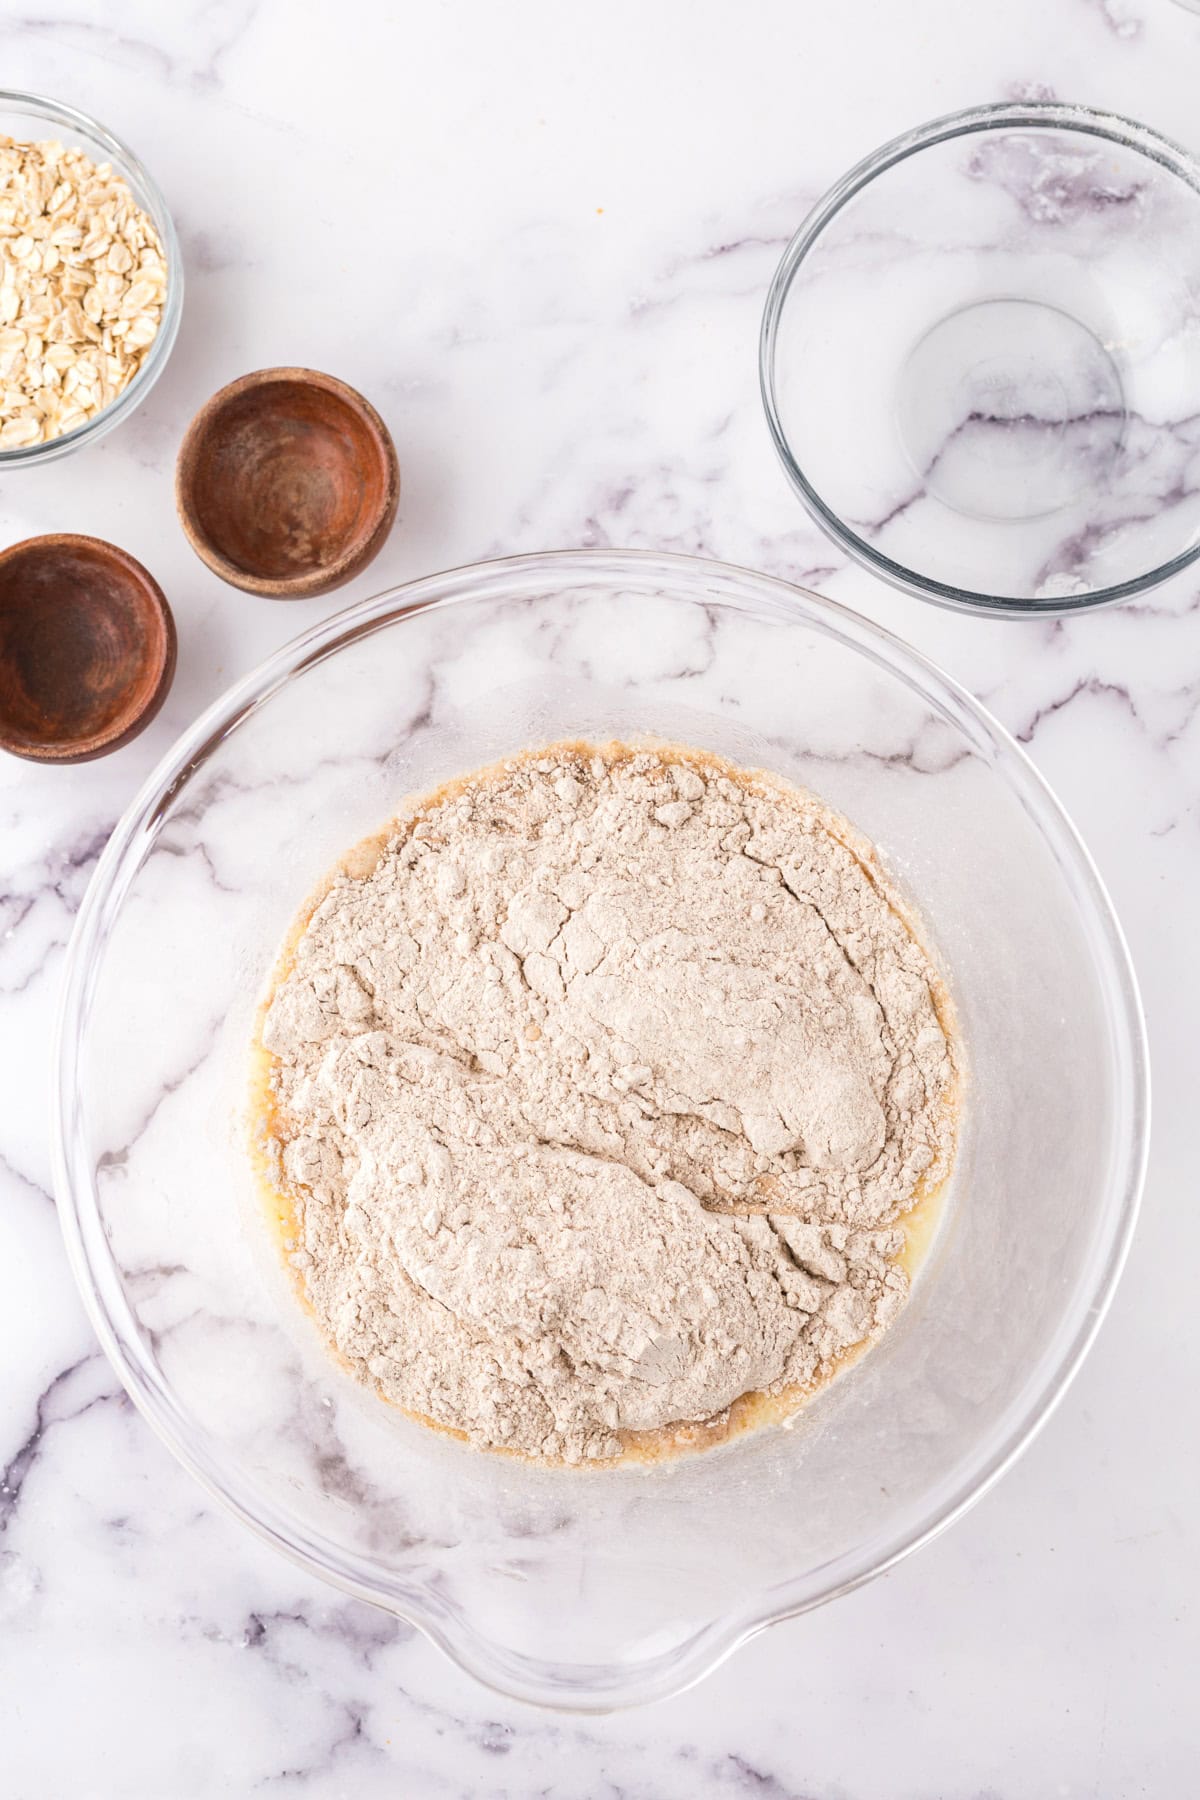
left=0, top=534, right=176, bottom=764
left=175, top=368, right=400, bottom=598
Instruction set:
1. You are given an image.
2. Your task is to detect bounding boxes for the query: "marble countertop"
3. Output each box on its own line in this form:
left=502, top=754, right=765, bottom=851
left=1, top=1, right=1195, bottom=1793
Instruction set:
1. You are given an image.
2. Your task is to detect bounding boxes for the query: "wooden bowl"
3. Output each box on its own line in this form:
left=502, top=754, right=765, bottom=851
left=0, top=534, right=176, bottom=764
left=175, top=368, right=400, bottom=598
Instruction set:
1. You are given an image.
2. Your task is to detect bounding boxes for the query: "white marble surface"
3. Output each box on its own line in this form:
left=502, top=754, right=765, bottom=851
left=1, top=0, right=1196, bottom=1792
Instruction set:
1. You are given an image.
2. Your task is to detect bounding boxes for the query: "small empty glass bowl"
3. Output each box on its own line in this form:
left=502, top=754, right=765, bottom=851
left=53, top=551, right=1147, bottom=1709
left=0, top=90, right=182, bottom=468
left=761, top=103, right=1200, bottom=614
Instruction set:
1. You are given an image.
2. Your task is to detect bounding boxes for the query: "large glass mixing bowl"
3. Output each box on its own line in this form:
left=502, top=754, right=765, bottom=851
left=53, top=551, right=1148, bottom=1709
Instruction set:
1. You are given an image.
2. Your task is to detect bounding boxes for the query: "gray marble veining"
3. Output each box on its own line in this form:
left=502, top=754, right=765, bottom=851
left=1, top=0, right=1196, bottom=1793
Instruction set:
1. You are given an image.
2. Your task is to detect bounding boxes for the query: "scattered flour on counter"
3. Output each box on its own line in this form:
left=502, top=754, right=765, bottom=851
left=259, top=742, right=958, bottom=1464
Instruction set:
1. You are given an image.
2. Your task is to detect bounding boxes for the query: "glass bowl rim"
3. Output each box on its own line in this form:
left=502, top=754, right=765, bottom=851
left=51, top=547, right=1151, bottom=1709
left=759, top=99, right=1200, bottom=618
left=0, top=87, right=183, bottom=467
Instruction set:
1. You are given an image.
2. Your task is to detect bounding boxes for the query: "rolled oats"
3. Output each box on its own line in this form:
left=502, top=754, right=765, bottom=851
left=0, top=135, right=167, bottom=449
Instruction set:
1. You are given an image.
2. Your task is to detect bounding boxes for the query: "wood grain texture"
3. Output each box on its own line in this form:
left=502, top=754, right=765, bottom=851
left=175, top=367, right=400, bottom=598
left=0, top=533, right=176, bottom=763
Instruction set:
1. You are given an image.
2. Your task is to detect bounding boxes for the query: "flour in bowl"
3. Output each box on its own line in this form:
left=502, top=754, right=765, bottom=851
left=257, top=742, right=958, bottom=1463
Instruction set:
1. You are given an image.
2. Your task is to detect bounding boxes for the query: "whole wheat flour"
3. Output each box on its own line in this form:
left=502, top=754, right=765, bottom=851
left=260, top=742, right=957, bottom=1463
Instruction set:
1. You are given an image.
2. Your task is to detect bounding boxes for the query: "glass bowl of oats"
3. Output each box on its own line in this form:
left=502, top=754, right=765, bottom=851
left=0, top=90, right=181, bottom=465
left=52, top=551, right=1148, bottom=1709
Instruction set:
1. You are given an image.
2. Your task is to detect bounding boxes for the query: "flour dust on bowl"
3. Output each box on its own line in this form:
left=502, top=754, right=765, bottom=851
left=54, top=551, right=1148, bottom=1709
